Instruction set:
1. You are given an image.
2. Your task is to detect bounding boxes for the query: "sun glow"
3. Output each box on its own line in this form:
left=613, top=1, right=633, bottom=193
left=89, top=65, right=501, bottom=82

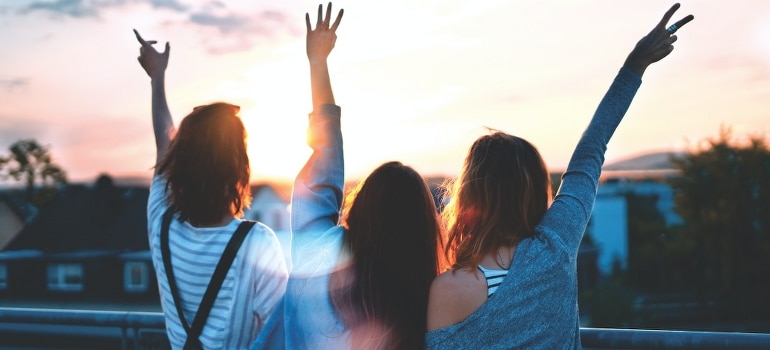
left=241, top=104, right=311, bottom=183
left=226, top=53, right=314, bottom=183
left=163, top=34, right=318, bottom=184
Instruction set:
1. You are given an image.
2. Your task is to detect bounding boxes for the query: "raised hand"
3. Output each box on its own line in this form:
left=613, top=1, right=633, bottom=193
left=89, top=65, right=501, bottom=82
left=306, top=3, right=343, bottom=109
left=306, top=3, right=344, bottom=63
left=623, top=3, right=694, bottom=76
left=133, top=29, right=174, bottom=159
left=134, top=29, right=170, bottom=79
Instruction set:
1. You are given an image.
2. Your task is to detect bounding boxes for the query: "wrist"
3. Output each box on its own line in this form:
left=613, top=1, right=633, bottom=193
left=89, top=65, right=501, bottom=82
left=622, top=59, right=647, bottom=77
left=308, top=57, right=329, bottom=65
left=150, top=72, right=166, bottom=84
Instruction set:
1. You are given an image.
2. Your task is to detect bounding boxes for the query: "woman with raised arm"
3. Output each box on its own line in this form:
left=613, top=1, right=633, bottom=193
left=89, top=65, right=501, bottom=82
left=426, top=4, right=694, bottom=349
left=254, top=3, right=444, bottom=350
left=134, top=30, right=288, bottom=349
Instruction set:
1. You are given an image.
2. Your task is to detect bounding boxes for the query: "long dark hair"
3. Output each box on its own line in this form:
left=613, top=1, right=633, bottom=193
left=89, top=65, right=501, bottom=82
left=331, top=161, right=444, bottom=350
left=443, top=131, right=551, bottom=269
left=157, top=102, right=251, bottom=227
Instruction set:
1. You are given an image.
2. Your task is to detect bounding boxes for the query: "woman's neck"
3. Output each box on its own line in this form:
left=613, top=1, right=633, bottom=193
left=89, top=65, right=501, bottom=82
left=479, top=244, right=517, bottom=270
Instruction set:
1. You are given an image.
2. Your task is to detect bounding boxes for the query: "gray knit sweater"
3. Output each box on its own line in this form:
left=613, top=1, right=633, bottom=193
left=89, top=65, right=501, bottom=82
left=425, top=67, right=642, bottom=350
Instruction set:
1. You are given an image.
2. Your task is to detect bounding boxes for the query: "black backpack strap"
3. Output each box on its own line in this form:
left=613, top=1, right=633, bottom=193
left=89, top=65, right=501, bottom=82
left=160, top=208, right=257, bottom=349
left=161, top=209, right=191, bottom=335
left=186, top=219, right=256, bottom=345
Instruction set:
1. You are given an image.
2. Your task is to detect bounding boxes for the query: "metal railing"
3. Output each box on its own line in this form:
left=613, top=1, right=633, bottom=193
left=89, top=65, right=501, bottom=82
left=1, top=307, right=770, bottom=349
left=0, top=307, right=168, bottom=349
left=581, top=327, right=770, bottom=349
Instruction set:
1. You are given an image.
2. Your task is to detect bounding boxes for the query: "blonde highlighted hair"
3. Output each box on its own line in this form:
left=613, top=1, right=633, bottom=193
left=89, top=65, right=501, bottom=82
left=443, top=131, right=551, bottom=269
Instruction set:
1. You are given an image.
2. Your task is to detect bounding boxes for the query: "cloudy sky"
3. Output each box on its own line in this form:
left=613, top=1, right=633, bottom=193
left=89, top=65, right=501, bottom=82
left=1, top=0, right=769, bottom=184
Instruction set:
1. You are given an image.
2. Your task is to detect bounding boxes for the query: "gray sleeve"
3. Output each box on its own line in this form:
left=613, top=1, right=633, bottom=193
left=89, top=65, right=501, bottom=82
left=542, top=67, right=642, bottom=254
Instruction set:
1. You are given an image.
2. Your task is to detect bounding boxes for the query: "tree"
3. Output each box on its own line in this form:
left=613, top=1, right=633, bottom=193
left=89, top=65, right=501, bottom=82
left=0, top=139, right=67, bottom=206
left=669, top=128, right=770, bottom=321
left=625, top=192, right=669, bottom=293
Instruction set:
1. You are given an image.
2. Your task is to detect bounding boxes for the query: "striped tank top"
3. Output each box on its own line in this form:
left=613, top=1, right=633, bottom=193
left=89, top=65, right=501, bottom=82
left=477, top=265, right=509, bottom=298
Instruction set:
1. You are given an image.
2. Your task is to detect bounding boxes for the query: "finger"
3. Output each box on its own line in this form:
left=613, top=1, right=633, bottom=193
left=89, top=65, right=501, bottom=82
left=671, top=14, right=694, bottom=31
left=330, top=8, right=344, bottom=31
left=658, top=3, right=681, bottom=28
left=324, top=2, right=332, bottom=26
left=666, top=14, right=694, bottom=35
left=652, top=35, right=677, bottom=52
left=305, top=12, right=311, bottom=32
left=133, top=29, right=148, bottom=46
left=316, top=3, right=323, bottom=28
left=163, top=42, right=170, bottom=56
left=134, top=31, right=157, bottom=50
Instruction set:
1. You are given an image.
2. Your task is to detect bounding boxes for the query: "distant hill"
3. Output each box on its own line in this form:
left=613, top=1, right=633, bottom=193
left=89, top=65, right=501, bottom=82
left=111, top=175, right=152, bottom=187
left=603, top=151, right=685, bottom=171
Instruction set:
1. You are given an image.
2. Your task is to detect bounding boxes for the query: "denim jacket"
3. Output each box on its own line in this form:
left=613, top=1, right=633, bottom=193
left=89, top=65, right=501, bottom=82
left=253, top=104, right=348, bottom=350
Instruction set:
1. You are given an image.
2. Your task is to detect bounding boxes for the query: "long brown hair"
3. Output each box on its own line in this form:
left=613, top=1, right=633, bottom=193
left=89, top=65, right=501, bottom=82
left=157, top=102, right=251, bottom=227
left=331, top=161, right=445, bottom=350
left=443, top=131, right=551, bottom=270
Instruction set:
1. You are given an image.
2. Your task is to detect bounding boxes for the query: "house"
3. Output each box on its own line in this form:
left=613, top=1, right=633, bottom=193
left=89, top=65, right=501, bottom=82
left=245, top=181, right=292, bottom=261
left=246, top=182, right=292, bottom=233
left=0, top=198, right=25, bottom=251
left=590, top=184, right=631, bottom=275
left=0, top=175, right=158, bottom=304
left=0, top=175, right=298, bottom=305
left=588, top=152, right=684, bottom=275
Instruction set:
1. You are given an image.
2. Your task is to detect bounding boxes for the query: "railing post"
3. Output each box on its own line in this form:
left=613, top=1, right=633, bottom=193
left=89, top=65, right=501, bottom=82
left=120, top=326, right=128, bottom=350
left=133, top=326, right=140, bottom=350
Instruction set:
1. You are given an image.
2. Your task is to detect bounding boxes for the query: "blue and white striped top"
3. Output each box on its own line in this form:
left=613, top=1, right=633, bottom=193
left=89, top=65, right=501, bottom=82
left=477, top=265, right=509, bottom=298
left=147, top=177, right=288, bottom=349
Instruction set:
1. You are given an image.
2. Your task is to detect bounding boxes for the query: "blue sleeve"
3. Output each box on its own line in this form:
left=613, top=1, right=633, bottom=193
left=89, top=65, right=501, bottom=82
left=542, top=68, right=642, bottom=254
left=290, top=104, right=344, bottom=242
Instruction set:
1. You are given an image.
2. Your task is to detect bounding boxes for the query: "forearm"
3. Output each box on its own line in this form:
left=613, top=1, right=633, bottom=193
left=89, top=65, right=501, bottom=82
left=150, top=74, right=174, bottom=165
left=292, top=104, right=343, bottom=234
left=566, top=68, right=641, bottom=178
left=309, top=59, right=335, bottom=111
left=550, top=68, right=642, bottom=250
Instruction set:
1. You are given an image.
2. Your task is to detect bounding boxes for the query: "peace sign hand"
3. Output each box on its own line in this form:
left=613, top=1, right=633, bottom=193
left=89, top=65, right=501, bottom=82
left=133, top=29, right=170, bottom=79
left=623, top=3, right=694, bottom=76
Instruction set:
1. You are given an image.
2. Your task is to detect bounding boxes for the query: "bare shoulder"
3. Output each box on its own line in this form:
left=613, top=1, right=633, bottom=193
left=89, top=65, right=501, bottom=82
left=427, top=267, right=488, bottom=331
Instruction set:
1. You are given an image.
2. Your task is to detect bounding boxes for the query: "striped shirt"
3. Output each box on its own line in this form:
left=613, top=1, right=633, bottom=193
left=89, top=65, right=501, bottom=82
left=477, top=265, right=509, bottom=298
left=147, top=176, right=288, bottom=349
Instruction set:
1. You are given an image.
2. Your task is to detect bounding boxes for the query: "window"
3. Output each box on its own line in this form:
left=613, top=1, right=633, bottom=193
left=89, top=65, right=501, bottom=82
left=0, top=264, right=7, bottom=290
left=47, top=263, right=84, bottom=292
left=124, top=262, right=149, bottom=293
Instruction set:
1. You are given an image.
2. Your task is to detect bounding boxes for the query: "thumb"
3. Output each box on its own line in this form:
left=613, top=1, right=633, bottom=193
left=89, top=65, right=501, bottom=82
left=163, top=42, right=170, bottom=56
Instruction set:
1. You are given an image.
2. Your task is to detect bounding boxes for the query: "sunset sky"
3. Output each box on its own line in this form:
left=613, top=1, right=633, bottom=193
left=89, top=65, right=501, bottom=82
left=1, top=0, right=768, bottom=184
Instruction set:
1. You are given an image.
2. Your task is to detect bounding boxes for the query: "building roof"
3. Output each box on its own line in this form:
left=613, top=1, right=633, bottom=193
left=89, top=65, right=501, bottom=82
left=251, top=181, right=293, bottom=203
left=0, top=193, right=39, bottom=223
left=3, top=175, right=150, bottom=253
left=603, top=151, right=685, bottom=171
